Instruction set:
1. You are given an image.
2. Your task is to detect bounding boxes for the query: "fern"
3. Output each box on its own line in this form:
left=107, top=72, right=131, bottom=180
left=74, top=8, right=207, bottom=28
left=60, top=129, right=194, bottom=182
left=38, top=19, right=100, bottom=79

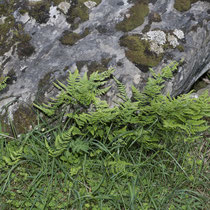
left=0, top=76, right=9, bottom=91
left=34, top=61, right=210, bottom=157
left=34, top=68, right=115, bottom=117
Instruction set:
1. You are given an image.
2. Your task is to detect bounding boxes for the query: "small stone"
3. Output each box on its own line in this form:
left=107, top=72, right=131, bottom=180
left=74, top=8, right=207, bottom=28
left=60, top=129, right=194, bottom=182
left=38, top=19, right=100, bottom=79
left=84, top=1, right=97, bottom=9
left=173, top=29, right=184, bottom=39
left=58, top=2, right=71, bottom=14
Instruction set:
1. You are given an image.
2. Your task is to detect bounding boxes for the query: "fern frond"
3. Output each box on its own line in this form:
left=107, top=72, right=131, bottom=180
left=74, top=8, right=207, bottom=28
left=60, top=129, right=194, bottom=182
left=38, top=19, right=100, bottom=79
left=0, top=76, right=9, bottom=91
left=113, top=76, right=129, bottom=101
left=70, top=139, right=89, bottom=153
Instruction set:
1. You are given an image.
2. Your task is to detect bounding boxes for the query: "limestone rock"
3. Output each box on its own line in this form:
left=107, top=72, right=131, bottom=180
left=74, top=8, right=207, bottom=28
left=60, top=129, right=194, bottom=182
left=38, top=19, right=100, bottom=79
left=0, top=0, right=209, bottom=133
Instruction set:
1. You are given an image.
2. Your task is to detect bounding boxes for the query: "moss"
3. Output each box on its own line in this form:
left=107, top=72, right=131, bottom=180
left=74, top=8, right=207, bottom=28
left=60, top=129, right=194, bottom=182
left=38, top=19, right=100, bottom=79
left=13, top=104, right=37, bottom=134
left=66, top=0, right=101, bottom=29
left=76, top=58, right=111, bottom=77
left=0, top=3, right=35, bottom=57
left=36, top=72, right=53, bottom=103
left=174, top=0, right=204, bottom=12
left=142, top=24, right=151, bottom=33
left=17, top=42, right=35, bottom=58
left=176, top=45, right=184, bottom=52
left=60, top=28, right=90, bottom=46
left=174, top=0, right=191, bottom=12
left=19, top=9, right=27, bottom=15
left=27, top=1, right=50, bottom=24
left=87, top=58, right=111, bottom=77
left=6, top=69, right=17, bottom=85
left=52, top=0, right=64, bottom=6
left=116, top=0, right=149, bottom=32
left=193, top=80, right=208, bottom=92
left=0, top=16, right=15, bottom=56
left=0, top=113, right=11, bottom=134
left=120, top=35, right=163, bottom=72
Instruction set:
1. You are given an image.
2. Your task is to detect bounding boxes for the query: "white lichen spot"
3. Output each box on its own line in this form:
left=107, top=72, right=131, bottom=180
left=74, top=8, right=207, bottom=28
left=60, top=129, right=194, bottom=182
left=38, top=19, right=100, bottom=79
left=173, top=29, right=184, bottom=39
left=133, top=74, right=141, bottom=85
left=150, top=42, right=164, bottom=54
left=167, top=34, right=179, bottom=48
left=142, top=30, right=166, bottom=54
left=58, top=2, right=71, bottom=14
left=84, top=1, right=97, bottom=9
left=145, top=30, right=167, bottom=45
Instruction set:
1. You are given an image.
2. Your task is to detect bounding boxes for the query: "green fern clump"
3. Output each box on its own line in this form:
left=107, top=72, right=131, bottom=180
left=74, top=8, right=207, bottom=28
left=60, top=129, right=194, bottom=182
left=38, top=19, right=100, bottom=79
left=34, top=62, right=210, bottom=157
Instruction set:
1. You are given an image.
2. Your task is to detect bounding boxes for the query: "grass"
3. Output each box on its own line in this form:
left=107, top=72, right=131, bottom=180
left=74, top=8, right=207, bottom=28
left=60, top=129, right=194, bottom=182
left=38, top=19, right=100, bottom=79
left=0, top=114, right=209, bottom=209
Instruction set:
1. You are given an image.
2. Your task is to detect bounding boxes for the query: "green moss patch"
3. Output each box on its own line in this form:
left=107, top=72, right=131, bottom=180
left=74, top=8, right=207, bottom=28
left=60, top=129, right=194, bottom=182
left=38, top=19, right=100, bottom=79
left=116, top=0, right=149, bottom=32
left=176, top=44, right=184, bottom=52
left=174, top=0, right=191, bottom=12
left=60, top=28, right=90, bottom=46
left=66, top=0, right=101, bottom=29
left=13, top=104, right=37, bottom=134
left=76, top=58, right=111, bottom=77
left=120, top=35, right=163, bottom=72
left=174, top=0, right=206, bottom=12
left=27, top=1, right=51, bottom=24
left=87, top=58, right=111, bottom=77
left=52, top=0, right=64, bottom=6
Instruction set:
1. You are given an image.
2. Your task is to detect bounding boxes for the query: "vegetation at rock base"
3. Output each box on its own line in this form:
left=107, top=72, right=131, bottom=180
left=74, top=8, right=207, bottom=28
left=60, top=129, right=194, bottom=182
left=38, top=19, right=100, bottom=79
left=120, top=35, right=163, bottom=71
left=116, top=0, right=149, bottom=32
left=0, top=62, right=210, bottom=209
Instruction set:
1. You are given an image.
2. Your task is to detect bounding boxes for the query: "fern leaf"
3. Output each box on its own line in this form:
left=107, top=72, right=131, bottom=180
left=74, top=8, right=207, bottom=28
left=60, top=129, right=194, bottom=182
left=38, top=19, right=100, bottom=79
left=113, top=76, right=129, bottom=101
left=70, top=139, right=89, bottom=153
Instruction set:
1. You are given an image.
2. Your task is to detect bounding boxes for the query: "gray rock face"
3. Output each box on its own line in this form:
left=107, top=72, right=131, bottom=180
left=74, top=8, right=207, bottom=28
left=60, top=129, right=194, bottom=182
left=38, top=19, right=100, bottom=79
left=0, top=0, right=209, bottom=131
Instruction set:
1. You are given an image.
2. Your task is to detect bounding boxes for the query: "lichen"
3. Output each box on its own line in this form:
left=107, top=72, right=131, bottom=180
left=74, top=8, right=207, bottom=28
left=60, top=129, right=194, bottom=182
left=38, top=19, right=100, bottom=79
left=120, top=35, right=163, bottom=72
left=116, top=0, right=149, bottom=32
left=60, top=28, right=90, bottom=46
